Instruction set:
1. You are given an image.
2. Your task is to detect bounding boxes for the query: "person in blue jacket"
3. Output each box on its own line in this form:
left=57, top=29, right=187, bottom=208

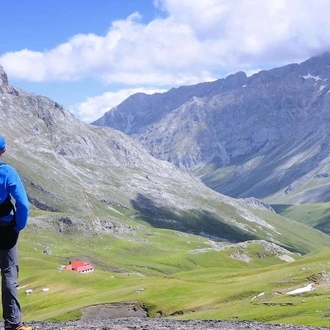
left=0, top=135, right=32, bottom=330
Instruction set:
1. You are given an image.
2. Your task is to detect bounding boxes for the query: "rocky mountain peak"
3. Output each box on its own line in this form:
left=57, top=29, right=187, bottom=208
left=224, top=71, right=247, bottom=87
left=0, top=65, right=16, bottom=94
left=307, top=51, right=330, bottom=65
left=0, top=65, right=9, bottom=88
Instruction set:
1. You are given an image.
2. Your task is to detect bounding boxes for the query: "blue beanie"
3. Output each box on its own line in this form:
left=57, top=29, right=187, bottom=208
left=0, top=135, right=6, bottom=151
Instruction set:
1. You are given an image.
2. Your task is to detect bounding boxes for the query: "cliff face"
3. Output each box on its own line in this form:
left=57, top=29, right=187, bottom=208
left=93, top=53, right=330, bottom=203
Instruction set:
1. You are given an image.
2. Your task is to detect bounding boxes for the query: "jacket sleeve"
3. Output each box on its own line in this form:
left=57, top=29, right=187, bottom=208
left=7, top=167, right=29, bottom=232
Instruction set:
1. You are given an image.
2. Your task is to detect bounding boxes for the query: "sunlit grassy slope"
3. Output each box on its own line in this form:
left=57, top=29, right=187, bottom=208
left=9, top=210, right=330, bottom=327
left=273, top=203, right=330, bottom=234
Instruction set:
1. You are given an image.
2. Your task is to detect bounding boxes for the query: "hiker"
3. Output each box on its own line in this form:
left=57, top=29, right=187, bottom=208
left=0, top=135, right=32, bottom=330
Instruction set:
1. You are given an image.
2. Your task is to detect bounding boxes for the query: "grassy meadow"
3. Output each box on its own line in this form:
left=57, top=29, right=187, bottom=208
left=7, top=209, right=330, bottom=328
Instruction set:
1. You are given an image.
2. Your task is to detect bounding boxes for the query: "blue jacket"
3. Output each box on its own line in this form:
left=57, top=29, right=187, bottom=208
left=0, top=160, right=29, bottom=232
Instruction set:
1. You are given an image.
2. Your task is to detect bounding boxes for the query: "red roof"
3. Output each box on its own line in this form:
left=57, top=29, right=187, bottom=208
left=64, top=260, right=94, bottom=273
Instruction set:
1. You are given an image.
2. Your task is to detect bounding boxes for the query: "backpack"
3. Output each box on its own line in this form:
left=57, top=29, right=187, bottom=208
left=0, top=163, right=15, bottom=218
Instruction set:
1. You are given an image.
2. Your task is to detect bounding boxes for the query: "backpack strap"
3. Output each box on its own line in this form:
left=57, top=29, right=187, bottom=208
left=0, top=196, right=15, bottom=218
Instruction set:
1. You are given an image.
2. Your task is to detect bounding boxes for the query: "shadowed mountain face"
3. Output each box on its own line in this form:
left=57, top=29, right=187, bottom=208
left=2, top=64, right=330, bottom=252
left=93, top=52, right=330, bottom=204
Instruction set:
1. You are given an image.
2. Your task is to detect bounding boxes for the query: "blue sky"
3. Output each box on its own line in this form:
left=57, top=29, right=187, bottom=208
left=1, top=0, right=330, bottom=123
left=0, top=0, right=160, bottom=113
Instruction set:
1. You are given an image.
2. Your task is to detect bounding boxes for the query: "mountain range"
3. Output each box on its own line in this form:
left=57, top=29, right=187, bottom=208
left=1, top=63, right=329, bottom=253
left=93, top=52, right=330, bottom=204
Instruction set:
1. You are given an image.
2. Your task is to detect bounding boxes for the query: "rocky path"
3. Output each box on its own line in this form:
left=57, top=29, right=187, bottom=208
left=8, top=319, right=330, bottom=330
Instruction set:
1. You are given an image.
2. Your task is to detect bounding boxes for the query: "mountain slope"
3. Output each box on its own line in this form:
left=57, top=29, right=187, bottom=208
left=93, top=52, right=330, bottom=204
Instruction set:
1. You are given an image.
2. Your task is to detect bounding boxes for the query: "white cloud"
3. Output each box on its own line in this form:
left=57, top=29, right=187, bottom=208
left=69, top=87, right=167, bottom=123
left=1, top=0, right=330, bottom=86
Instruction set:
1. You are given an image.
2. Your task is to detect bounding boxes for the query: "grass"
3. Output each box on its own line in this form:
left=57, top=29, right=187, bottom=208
left=171, top=249, right=330, bottom=326
left=272, top=202, right=330, bottom=234
left=4, top=217, right=330, bottom=327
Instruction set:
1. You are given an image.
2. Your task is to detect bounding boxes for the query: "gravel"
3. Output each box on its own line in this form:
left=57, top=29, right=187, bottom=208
left=4, top=319, right=330, bottom=330
left=2, top=302, right=330, bottom=330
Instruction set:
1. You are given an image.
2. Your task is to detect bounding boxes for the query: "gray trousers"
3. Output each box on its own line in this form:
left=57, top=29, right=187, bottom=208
left=0, top=244, right=22, bottom=329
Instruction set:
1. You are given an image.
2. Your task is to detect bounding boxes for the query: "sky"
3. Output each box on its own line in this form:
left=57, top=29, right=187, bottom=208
left=1, top=0, right=330, bottom=123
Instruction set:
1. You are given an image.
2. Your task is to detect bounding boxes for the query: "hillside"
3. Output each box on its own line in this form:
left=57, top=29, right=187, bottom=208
left=93, top=52, right=330, bottom=204
left=13, top=227, right=330, bottom=326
